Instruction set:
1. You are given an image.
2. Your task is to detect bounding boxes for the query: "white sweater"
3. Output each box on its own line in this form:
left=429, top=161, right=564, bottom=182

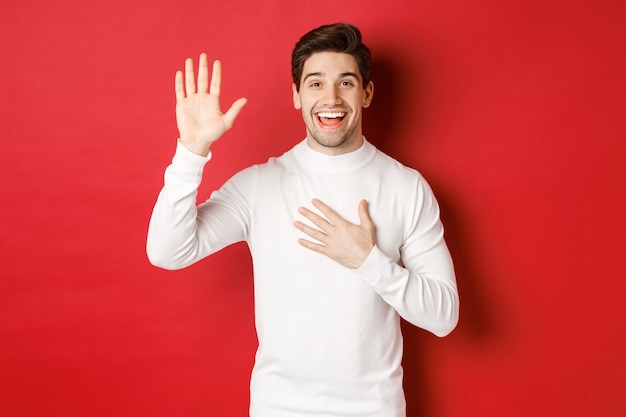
left=147, top=138, right=459, bottom=417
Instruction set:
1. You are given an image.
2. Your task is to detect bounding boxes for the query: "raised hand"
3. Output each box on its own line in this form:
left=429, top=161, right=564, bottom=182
left=175, top=53, right=247, bottom=156
left=294, top=199, right=376, bottom=269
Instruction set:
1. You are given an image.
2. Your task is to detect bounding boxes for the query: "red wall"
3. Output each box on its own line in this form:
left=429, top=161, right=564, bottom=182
left=2, top=1, right=625, bottom=416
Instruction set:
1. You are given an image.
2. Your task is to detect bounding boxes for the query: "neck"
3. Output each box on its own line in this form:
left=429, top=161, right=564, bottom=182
left=305, top=133, right=364, bottom=156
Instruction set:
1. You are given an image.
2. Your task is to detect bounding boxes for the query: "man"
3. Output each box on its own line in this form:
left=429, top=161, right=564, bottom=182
left=147, top=23, right=459, bottom=417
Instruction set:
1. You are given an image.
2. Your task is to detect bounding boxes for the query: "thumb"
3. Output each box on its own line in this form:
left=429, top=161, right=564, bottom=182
left=358, top=199, right=377, bottom=247
left=358, top=199, right=373, bottom=227
left=223, top=97, right=248, bottom=129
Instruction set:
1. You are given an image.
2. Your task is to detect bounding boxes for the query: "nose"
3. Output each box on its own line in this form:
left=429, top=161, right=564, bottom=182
left=322, top=85, right=342, bottom=106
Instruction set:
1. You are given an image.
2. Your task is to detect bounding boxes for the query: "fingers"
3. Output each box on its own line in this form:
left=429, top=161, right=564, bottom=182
left=297, top=237, right=326, bottom=254
left=184, top=57, right=196, bottom=97
left=210, top=59, right=222, bottom=96
left=295, top=199, right=376, bottom=269
left=298, top=204, right=333, bottom=231
left=177, top=54, right=213, bottom=98
left=175, top=70, right=184, bottom=102
left=294, top=220, right=327, bottom=244
left=176, top=54, right=236, bottom=100
left=197, top=53, right=209, bottom=93
left=301, top=199, right=368, bottom=227
left=310, top=198, right=340, bottom=224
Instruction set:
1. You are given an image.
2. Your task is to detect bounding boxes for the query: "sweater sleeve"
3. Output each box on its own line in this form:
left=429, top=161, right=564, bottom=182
left=146, top=141, right=254, bottom=270
left=357, top=177, right=459, bottom=337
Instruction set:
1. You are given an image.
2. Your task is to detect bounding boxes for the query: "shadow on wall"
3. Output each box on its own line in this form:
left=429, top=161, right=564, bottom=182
left=365, top=51, right=503, bottom=417
left=363, top=52, right=404, bottom=154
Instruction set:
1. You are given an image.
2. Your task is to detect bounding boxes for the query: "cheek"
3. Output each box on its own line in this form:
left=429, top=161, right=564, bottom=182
left=299, top=98, right=315, bottom=113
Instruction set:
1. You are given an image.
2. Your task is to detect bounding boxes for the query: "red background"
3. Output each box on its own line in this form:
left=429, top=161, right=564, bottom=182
left=1, top=0, right=625, bottom=416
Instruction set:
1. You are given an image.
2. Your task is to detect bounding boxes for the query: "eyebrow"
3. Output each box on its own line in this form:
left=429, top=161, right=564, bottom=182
left=302, top=71, right=360, bottom=83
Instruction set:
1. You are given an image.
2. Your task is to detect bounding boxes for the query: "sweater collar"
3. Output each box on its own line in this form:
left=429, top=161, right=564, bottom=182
left=293, top=137, right=376, bottom=173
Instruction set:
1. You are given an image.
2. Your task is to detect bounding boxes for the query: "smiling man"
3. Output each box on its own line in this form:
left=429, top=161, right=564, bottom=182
left=293, top=50, right=373, bottom=154
left=147, top=23, right=459, bottom=417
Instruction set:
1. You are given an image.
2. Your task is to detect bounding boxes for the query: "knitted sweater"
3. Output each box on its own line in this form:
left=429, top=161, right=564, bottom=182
left=147, top=138, right=459, bottom=417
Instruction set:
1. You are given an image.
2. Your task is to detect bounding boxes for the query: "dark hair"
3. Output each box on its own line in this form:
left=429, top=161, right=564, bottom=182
left=291, top=23, right=372, bottom=91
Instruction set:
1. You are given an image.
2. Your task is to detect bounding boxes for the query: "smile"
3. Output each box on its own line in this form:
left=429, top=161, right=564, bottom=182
left=317, top=111, right=346, bottom=119
left=315, top=111, right=347, bottom=128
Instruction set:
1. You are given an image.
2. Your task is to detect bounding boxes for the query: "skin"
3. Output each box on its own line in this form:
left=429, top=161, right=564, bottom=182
left=175, top=53, right=247, bottom=157
left=176, top=52, right=376, bottom=269
left=292, top=51, right=374, bottom=156
left=294, top=198, right=376, bottom=269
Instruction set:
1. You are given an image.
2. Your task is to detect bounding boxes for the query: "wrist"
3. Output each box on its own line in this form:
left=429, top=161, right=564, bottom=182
left=179, top=139, right=211, bottom=157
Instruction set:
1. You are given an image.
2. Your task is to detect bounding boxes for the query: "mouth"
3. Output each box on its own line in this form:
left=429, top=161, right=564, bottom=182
left=315, top=111, right=347, bottom=129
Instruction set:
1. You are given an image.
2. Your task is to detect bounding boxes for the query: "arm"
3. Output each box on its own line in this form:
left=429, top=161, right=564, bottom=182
left=357, top=197, right=459, bottom=337
left=146, top=54, right=248, bottom=269
left=295, top=183, right=459, bottom=337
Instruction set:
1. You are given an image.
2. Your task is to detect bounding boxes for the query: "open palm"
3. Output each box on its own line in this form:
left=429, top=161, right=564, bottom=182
left=175, top=53, right=247, bottom=156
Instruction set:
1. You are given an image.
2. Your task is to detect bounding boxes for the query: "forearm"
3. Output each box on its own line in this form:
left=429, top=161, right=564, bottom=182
left=358, top=245, right=459, bottom=337
left=147, top=141, right=253, bottom=270
left=146, top=142, right=211, bottom=269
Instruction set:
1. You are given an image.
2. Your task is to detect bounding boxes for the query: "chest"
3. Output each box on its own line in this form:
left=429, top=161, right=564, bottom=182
left=248, top=166, right=412, bottom=265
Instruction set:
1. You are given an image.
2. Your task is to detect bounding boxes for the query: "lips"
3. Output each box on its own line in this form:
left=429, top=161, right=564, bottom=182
left=315, top=111, right=347, bottom=129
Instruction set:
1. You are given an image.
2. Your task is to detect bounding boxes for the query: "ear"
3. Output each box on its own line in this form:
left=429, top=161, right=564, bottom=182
left=362, top=81, right=374, bottom=108
left=292, top=83, right=302, bottom=110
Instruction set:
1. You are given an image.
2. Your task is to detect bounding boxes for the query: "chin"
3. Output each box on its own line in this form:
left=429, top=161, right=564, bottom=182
left=312, top=134, right=351, bottom=149
left=310, top=127, right=357, bottom=148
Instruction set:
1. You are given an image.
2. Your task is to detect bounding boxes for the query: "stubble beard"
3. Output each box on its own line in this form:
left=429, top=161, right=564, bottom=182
left=307, top=125, right=357, bottom=149
left=305, top=109, right=359, bottom=149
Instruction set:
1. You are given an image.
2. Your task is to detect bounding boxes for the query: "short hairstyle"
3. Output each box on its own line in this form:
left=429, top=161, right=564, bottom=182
left=291, top=23, right=372, bottom=91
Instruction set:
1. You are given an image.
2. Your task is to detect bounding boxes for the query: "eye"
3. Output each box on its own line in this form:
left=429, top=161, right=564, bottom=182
left=340, top=80, right=354, bottom=87
left=309, top=81, right=322, bottom=88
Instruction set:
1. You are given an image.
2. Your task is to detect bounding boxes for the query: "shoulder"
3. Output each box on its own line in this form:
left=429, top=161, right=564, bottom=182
left=366, top=145, right=439, bottom=209
left=254, top=143, right=300, bottom=174
left=369, top=145, right=425, bottom=183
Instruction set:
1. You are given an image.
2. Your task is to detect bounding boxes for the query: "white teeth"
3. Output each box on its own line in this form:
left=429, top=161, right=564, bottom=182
left=317, top=112, right=345, bottom=119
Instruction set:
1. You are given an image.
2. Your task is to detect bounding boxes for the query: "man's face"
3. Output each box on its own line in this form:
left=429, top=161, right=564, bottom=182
left=292, top=52, right=374, bottom=155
